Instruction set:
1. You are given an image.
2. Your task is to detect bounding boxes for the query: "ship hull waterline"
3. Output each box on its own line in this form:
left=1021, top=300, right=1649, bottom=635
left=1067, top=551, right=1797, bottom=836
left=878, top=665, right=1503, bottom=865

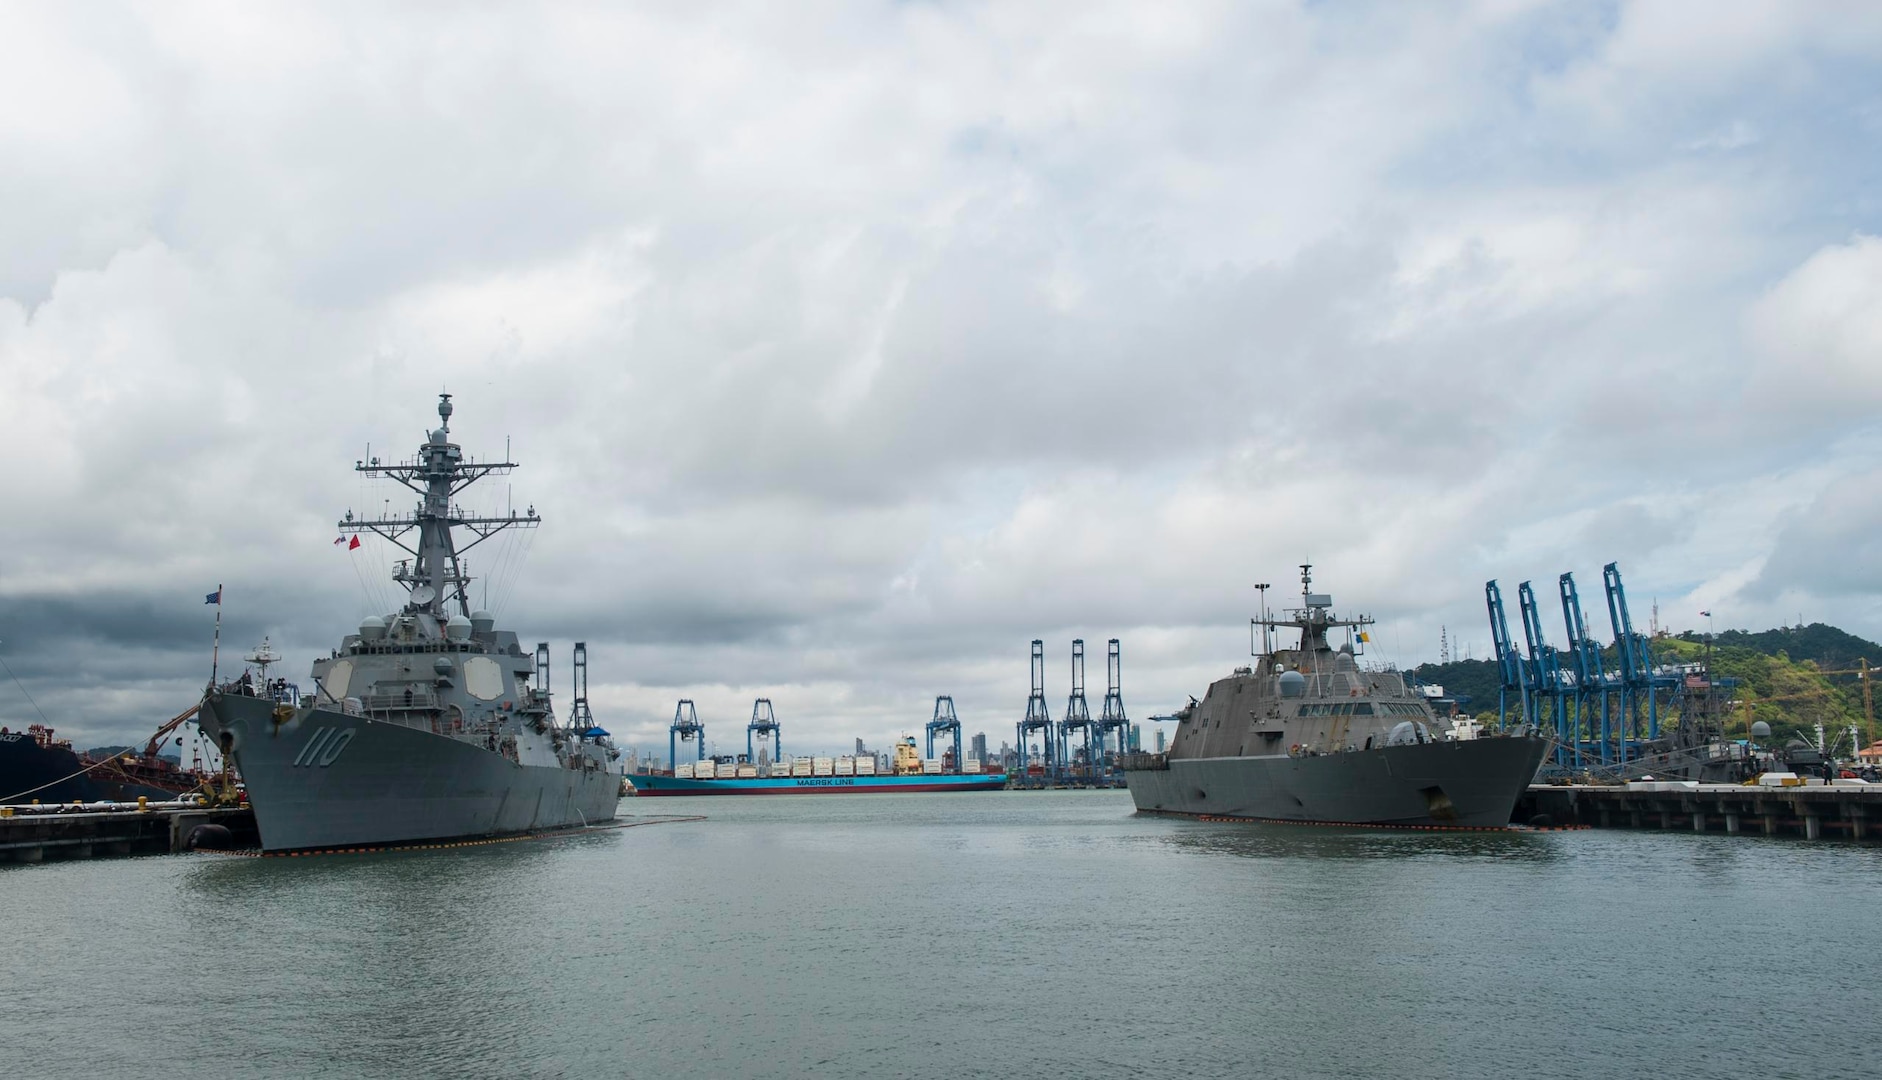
left=1125, top=736, right=1549, bottom=828
left=199, top=692, right=620, bottom=852
left=627, top=773, right=1008, bottom=796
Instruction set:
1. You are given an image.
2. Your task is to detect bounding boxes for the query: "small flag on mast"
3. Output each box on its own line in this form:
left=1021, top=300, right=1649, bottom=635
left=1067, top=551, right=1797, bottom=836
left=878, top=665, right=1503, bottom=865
left=204, top=588, right=222, bottom=605
left=349, top=536, right=361, bottom=550
left=333, top=536, right=346, bottom=546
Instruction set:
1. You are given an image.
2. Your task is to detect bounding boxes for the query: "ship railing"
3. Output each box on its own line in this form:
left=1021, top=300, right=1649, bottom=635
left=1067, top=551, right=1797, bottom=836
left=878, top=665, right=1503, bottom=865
left=359, top=689, right=442, bottom=711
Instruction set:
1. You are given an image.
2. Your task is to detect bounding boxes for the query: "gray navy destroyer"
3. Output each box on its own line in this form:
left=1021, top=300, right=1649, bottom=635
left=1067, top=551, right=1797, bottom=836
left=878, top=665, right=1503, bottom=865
left=1123, top=567, right=1548, bottom=827
left=197, top=395, right=619, bottom=852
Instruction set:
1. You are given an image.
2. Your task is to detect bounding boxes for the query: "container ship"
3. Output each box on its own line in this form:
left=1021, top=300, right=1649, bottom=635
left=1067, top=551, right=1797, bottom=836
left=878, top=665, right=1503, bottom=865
left=2, top=707, right=209, bottom=805
left=627, top=736, right=1006, bottom=795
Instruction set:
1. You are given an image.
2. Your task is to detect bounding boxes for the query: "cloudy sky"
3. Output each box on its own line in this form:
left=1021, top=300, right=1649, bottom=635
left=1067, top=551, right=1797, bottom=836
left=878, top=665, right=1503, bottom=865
left=4, top=0, right=1882, bottom=758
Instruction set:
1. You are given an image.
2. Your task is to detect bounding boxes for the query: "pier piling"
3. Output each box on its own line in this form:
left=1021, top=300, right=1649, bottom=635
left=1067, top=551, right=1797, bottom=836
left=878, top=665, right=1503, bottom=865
left=1518, top=783, right=1881, bottom=843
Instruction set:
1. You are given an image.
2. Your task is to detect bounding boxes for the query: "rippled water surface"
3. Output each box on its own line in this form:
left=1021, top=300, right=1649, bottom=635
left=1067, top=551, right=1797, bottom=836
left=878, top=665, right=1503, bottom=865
left=4, top=790, right=1876, bottom=1079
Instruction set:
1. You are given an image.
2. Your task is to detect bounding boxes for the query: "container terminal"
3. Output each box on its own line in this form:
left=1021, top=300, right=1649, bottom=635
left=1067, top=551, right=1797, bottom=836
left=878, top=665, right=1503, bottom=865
left=624, top=698, right=1006, bottom=794
left=12, top=554, right=1882, bottom=859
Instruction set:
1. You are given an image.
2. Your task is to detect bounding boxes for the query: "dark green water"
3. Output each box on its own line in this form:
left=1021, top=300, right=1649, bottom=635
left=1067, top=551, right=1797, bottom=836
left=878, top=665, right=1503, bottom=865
left=3, top=791, right=1876, bottom=1079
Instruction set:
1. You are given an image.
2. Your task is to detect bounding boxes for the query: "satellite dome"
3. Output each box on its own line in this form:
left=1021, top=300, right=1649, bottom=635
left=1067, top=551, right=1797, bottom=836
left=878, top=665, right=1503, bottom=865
left=1278, top=670, right=1307, bottom=698
left=445, top=614, right=472, bottom=641
left=433, top=656, right=454, bottom=675
left=470, top=610, right=496, bottom=634
left=359, top=615, right=387, bottom=641
left=1750, top=721, right=1771, bottom=740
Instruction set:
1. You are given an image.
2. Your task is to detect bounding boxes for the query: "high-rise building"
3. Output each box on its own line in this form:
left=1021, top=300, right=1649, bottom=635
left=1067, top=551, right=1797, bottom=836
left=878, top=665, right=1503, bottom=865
left=971, top=732, right=988, bottom=762
left=1153, top=727, right=1164, bottom=754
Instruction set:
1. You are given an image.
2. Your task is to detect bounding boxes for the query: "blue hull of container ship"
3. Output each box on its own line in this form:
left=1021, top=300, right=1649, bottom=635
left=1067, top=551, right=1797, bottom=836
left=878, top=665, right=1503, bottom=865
left=627, top=772, right=1008, bottom=796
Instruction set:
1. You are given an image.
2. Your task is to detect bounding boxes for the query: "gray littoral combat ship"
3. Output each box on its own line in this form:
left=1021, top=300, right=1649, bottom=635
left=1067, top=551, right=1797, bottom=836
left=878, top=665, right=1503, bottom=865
left=197, top=395, right=620, bottom=852
left=1124, top=567, right=1548, bottom=827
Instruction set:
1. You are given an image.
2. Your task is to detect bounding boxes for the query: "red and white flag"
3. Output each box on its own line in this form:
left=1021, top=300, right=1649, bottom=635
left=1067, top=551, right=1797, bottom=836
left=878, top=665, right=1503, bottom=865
left=349, top=536, right=361, bottom=550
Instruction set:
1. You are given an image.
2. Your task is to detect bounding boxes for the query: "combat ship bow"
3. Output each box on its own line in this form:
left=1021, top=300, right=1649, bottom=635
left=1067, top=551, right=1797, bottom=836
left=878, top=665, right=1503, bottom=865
left=1123, top=565, right=1548, bottom=827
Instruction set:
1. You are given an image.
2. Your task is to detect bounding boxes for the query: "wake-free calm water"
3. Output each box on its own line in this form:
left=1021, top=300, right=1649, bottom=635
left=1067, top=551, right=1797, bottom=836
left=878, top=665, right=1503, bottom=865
left=3, top=790, right=1875, bottom=1079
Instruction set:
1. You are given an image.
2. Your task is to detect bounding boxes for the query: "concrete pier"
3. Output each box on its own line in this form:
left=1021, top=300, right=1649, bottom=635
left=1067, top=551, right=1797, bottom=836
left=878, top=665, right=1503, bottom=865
left=0, top=803, right=256, bottom=862
left=1519, top=782, right=1881, bottom=842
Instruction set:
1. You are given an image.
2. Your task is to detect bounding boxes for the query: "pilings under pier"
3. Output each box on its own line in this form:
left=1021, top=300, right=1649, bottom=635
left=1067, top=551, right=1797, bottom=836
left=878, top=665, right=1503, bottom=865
left=1517, top=783, right=1881, bottom=842
left=0, top=803, right=257, bottom=863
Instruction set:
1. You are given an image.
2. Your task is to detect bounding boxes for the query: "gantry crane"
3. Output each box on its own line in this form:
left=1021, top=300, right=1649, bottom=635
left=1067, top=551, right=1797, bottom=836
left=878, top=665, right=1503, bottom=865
left=747, top=698, right=781, bottom=763
left=926, top=696, right=962, bottom=768
left=1517, top=580, right=1569, bottom=765
left=1096, top=639, right=1130, bottom=777
left=1058, top=639, right=1096, bottom=778
left=1017, top=639, right=1055, bottom=783
left=669, top=699, right=704, bottom=771
left=1485, top=581, right=1526, bottom=731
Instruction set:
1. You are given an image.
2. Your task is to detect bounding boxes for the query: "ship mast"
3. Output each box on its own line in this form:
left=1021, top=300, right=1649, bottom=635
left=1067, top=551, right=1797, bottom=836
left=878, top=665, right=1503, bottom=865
left=339, top=394, right=539, bottom=618
left=1248, top=563, right=1375, bottom=654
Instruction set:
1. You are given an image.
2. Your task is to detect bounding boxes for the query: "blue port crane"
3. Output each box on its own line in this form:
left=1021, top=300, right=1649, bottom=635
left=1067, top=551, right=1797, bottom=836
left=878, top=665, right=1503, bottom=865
left=1517, top=582, right=1569, bottom=766
left=1485, top=581, right=1527, bottom=731
left=1602, top=562, right=1665, bottom=764
left=669, top=699, right=704, bottom=771
left=1016, top=639, right=1055, bottom=783
left=1058, top=639, right=1096, bottom=779
left=1096, top=639, right=1130, bottom=777
left=926, top=695, right=962, bottom=767
left=1558, top=572, right=1610, bottom=769
left=747, top=698, right=781, bottom=764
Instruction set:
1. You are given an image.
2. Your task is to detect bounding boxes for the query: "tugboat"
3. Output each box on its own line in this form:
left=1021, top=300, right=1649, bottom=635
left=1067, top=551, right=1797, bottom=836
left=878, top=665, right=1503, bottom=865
left=1123, top=567, right=1549, bottom=827
left=195, top=395, right=619, bottom=852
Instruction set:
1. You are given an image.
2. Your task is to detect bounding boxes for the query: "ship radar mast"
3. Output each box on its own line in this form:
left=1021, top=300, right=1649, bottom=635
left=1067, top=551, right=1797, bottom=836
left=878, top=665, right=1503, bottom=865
left=1248, top=562, right=1374, bottom=654
left=244, top=637, right=282, bottom=683
left=339, top=394, right=540, bottom=618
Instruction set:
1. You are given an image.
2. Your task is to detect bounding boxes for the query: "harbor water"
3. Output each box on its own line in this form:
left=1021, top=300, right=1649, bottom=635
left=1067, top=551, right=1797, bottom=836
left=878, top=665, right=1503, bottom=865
left=4, top=790, right=1876, bottom=1079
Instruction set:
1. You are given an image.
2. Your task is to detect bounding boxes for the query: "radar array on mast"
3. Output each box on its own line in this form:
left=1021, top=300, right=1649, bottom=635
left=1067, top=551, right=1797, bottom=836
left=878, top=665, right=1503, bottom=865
left=339, top=394, right=540, bottom=617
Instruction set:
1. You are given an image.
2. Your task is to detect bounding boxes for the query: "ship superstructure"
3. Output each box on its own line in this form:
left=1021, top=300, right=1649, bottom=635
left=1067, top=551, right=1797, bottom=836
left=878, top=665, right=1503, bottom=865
left=196, top=396, right=619, bottom=851
left=1123, top=566, right=1548, bottom=827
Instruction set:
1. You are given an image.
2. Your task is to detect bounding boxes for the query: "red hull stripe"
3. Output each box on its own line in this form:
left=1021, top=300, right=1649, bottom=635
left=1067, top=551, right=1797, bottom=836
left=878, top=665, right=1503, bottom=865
left=631, top=781, right=1005, bottom=796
